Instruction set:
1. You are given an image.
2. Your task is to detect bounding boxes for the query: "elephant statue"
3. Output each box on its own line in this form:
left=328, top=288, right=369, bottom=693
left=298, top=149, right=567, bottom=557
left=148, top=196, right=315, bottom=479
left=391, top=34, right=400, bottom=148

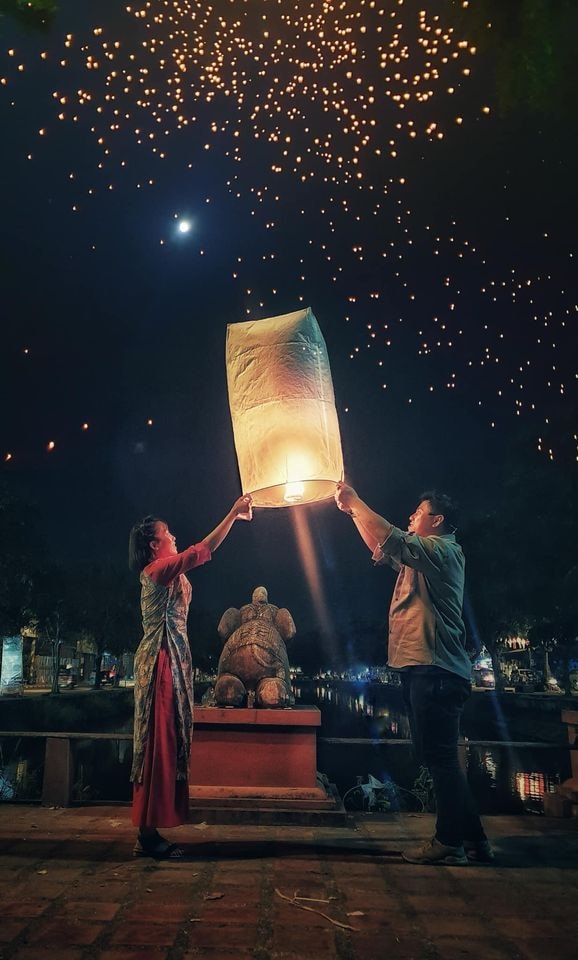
left=214, top=586, right=296, bottom=708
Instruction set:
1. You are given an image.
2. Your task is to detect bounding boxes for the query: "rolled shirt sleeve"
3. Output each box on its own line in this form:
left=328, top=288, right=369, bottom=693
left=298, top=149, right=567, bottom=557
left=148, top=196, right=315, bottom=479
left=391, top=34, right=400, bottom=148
left=372, top=525, right=448, bottom=579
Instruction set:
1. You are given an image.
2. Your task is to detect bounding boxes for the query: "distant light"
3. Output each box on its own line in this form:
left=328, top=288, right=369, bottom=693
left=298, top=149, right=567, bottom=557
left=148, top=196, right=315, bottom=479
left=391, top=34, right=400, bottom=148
left=81, top=422, right=89, bottom=431
left=177, top=219, right=192, bottom=234
left=146, top=418, right=153, bottom=426
left=47, top=441, right=56, bottom=452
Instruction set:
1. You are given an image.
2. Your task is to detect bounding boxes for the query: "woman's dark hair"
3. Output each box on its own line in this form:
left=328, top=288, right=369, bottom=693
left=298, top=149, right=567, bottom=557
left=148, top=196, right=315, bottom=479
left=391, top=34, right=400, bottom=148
left=128, top=515, right=165, bottom=572
left=418, top=490, right=459, bottom=531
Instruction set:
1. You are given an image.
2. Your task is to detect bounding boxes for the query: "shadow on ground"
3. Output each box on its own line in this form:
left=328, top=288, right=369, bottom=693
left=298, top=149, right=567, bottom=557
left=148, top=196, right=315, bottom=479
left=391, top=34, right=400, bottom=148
left=2, top=833, right=578, bottom=869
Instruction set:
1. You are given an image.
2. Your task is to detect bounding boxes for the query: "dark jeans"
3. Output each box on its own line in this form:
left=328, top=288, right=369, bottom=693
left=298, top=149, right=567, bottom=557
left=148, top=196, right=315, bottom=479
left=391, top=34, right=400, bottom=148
left=401, top=665, right=486, bottom=847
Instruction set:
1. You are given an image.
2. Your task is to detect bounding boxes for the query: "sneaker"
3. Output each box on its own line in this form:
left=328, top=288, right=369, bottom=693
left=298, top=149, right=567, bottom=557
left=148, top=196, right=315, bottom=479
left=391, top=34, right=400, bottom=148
left=464, top=839, right=495, bottom=863
left=402, top=837, right=468, bottom=865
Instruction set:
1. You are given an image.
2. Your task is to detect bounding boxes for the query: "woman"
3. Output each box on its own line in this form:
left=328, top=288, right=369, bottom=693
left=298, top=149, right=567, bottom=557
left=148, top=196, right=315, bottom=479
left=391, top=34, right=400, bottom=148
left=128, top=495, right=252, bottom=859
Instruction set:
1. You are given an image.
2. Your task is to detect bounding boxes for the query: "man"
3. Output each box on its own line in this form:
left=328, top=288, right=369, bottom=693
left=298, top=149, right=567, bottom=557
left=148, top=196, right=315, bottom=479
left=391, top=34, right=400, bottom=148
left=334, top=482, right=491, bottom=865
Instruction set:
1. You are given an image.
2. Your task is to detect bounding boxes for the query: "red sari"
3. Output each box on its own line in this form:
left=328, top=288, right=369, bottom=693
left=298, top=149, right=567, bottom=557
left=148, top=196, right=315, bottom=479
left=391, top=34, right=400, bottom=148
left=131, top=544, right=211, bottom=829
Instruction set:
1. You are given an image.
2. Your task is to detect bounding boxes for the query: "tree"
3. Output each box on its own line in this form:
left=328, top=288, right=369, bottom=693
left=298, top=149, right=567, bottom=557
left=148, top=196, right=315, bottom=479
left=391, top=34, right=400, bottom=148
left=32, top=563, right=73, bottom=694
left=0, top=490, right=47, bottom=638
left=463, top=432, right=578, bottom=686
left=526, top=564, right=578, bottom=691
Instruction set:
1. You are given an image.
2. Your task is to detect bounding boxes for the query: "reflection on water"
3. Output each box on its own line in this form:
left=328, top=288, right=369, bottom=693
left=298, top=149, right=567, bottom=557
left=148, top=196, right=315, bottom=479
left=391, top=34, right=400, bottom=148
left=515, top=771, right=557, bottom=808
left=296, top=681, right=570, bottom=814
left=294, top=682, right=409, bottom=739
left=0, top=684, right=570, bottom=812
left=466, top=745, right=562, bottom=814
left=317, top=684, right=374, bottom=719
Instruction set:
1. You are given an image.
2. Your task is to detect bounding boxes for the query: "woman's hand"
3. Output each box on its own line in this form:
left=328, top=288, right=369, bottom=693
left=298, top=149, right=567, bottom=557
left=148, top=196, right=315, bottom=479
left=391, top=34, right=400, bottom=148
left=334, top=482, right=358, bottom=514
left=232, top=494, right=253, bottom=521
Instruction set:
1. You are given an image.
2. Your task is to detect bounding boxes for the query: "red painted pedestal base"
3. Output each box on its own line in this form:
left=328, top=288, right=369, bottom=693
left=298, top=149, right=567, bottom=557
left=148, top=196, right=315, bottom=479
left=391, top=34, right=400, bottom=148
left=189, top=705, right=336, bottom=810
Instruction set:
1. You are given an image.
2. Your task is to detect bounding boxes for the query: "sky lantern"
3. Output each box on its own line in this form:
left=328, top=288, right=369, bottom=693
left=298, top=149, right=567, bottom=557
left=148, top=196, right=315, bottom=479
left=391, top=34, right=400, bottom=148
left=226, top=307, right=343, bottom=508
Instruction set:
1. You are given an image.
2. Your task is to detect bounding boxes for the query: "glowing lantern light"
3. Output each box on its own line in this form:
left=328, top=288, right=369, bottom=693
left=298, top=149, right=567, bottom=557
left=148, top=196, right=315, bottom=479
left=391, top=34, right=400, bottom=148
left=226, top=307, right=343, bottom=507
left=284, top=480, right=305, bottom=503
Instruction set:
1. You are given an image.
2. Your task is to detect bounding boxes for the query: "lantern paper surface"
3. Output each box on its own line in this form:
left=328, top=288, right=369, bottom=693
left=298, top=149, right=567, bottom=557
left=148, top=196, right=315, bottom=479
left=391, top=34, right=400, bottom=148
left=226, top=307, right=343, bottom=507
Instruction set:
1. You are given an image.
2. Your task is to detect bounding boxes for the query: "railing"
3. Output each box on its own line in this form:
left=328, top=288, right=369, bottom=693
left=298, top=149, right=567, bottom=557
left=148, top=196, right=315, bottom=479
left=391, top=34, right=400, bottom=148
left=0, top=722, right=576, bottom=809
left=0, top=731, right=133, bottom=805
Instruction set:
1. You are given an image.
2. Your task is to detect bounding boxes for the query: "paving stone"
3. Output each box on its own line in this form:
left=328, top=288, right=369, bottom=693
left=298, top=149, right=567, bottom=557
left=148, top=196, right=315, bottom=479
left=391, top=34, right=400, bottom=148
left=188, top=924, right=257, bottom=949
left=0, top=920, right=30, bottom=942
left=270, top=923, right=335, bottom=953
left=64, top=879, right=133, bottom=900
left=406, top=894, right=471, bottom=914
left=24, top=919, right=105, bottom=946
left=0, top=806, right=576, bottom=960
left=2, top=898, right=52, bottom=918
left=106, top=921, right=179, bottom=946
left=95, top=950, right=170, bottom=960
left=424, top=937, right=516, bottom=960
left=12, top=948, right=85, bottom=960
left=198, top=903, right=261, bottom=926
left=121, top=900, right=192, bottom=923
left=351, top=934, right=430, bottom=960
left=492, top=916, right=575, bottom=940
left=53, top=899, right=122, bottom=921
left=183, top=951, right=256, bottom=960
left=17, top=880, right=69, bottom=899
left=420, top=914, right=489, bottom=938
left=517, top=938, right=578, bottom=960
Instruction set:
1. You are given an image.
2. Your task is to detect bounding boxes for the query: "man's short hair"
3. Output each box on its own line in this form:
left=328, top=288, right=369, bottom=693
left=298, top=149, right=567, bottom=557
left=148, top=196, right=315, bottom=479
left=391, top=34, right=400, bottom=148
left=418, top=490, right=459, bottom=531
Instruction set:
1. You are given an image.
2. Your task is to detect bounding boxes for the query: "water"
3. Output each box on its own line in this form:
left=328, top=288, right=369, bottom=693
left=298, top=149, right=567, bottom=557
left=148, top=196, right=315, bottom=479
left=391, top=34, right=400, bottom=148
left=0, top=682, right=571, bottom=812
left=295, top=681, right=572, bottom=814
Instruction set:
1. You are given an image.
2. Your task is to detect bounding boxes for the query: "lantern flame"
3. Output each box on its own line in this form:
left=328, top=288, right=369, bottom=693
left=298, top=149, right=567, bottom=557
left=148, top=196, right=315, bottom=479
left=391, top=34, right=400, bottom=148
left=284, top=480, right=305, bottom=503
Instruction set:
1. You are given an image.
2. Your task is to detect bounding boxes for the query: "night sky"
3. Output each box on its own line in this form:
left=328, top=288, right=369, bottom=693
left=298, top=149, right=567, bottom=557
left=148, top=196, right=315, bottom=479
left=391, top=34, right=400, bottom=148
left=0, top=1, right=576, bottom=639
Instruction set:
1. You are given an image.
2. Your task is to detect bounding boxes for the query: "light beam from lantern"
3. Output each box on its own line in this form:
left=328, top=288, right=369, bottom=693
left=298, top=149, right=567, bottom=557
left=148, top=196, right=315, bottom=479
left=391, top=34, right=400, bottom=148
left=290, top=507, right=339, bottom=666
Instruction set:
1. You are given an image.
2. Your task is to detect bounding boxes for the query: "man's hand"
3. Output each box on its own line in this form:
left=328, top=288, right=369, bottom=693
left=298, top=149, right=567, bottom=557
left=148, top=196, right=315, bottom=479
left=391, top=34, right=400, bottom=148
left=232, top=494, right=253, bottom=521
left=334, top=482, right=358, bottom=514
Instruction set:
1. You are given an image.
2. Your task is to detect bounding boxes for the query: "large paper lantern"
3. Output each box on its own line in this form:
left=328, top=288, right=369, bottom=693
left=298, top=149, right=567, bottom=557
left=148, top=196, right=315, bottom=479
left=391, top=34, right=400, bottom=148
left=226, top=307, right=343, bottom=507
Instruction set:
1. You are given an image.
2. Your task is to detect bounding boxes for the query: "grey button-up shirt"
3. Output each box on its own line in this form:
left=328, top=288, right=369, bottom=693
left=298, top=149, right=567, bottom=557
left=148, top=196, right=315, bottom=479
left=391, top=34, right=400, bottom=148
left=373, top=526, right=472, bottom=681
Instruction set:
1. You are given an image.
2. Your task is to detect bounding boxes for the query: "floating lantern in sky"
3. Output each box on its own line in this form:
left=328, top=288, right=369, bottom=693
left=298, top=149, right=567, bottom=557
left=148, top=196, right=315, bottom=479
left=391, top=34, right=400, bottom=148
left=226, top=307, right=343, bottom=508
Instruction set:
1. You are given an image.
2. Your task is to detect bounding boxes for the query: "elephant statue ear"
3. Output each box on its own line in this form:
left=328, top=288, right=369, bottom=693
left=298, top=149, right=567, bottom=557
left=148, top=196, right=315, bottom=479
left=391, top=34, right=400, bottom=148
left=274, top=608, right=297, bottom=641
left=218, top=607, right=241, bottom=639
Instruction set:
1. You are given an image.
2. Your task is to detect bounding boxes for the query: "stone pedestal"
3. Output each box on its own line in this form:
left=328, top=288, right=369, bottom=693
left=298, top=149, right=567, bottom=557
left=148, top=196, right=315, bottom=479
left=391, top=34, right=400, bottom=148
left=189, top=705, right=338, bottom=815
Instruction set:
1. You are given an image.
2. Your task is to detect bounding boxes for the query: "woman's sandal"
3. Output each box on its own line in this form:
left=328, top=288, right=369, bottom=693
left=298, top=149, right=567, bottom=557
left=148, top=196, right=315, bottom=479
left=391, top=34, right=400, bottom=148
left=133, top=834, right=186, bottom=860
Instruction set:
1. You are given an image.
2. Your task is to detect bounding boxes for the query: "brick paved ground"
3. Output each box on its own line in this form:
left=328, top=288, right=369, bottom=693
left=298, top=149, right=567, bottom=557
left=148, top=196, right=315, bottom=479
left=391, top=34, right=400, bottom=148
left=1, top=806, right=577, bottom=960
